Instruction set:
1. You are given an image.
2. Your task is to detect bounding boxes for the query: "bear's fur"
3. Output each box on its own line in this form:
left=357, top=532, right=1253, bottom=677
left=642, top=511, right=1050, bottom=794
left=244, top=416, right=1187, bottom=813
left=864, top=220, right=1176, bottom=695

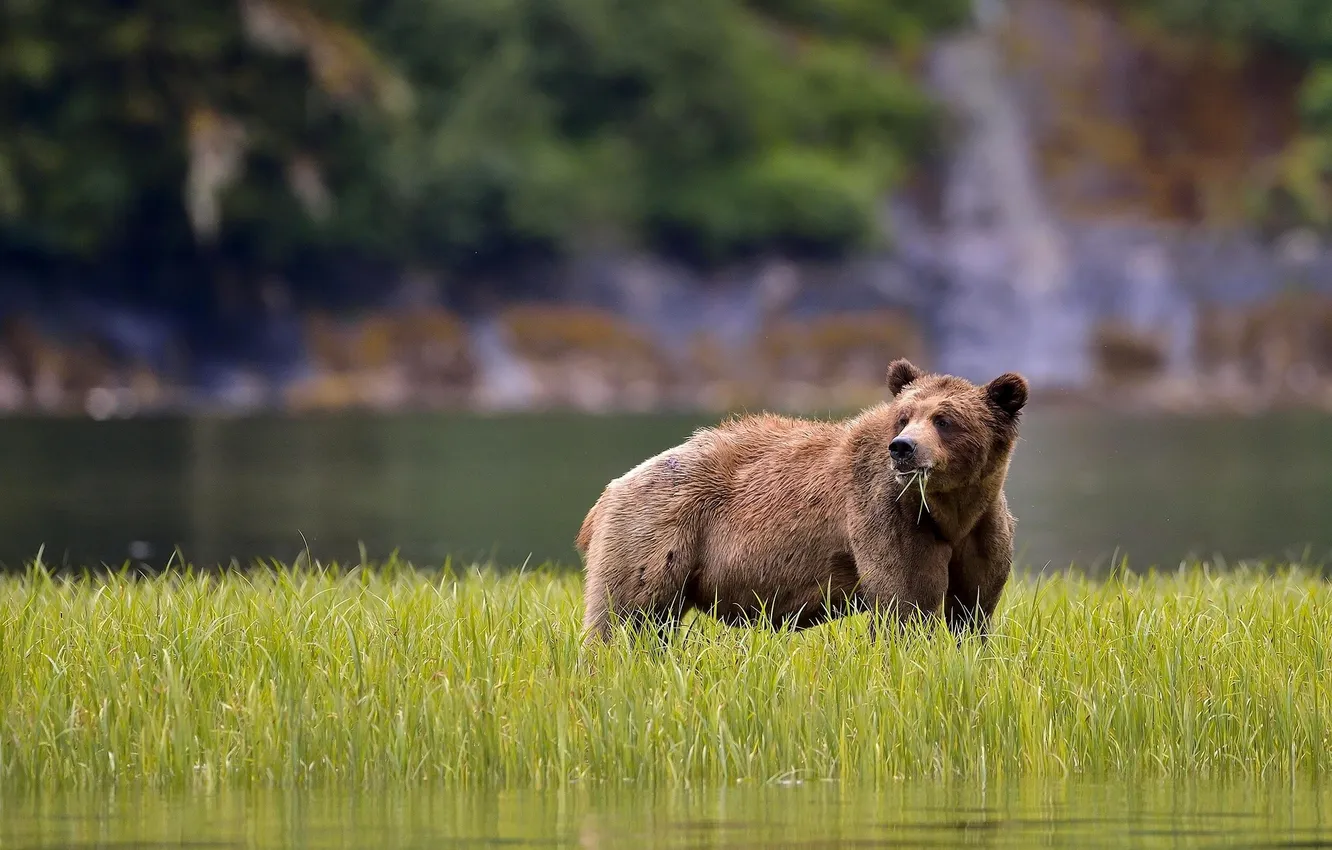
left=575, top=359, right=1028, bottom=645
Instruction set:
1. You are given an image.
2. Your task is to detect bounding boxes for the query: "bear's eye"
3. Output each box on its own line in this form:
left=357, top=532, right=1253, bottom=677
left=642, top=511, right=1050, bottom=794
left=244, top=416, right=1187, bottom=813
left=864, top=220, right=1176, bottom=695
left=933, top=414, right=952, bottom=430
left=896, top=415, right=909, bottom=429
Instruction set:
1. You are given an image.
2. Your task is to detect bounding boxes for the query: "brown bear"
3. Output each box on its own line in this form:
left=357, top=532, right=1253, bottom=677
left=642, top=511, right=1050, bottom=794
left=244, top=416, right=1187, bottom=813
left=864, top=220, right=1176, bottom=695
left=574, top=358, right=1028, bottom=646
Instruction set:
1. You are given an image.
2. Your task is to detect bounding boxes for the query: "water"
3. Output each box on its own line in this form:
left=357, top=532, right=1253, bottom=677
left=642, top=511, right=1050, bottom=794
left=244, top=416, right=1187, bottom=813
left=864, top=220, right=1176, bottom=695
left=0, top=410, right=1330, bottom=572
left=3, top=781, right=1330, bottom=848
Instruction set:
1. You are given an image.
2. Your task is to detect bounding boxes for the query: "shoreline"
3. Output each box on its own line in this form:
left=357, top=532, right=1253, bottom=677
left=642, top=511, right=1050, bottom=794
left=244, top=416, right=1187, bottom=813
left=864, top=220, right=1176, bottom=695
left=2, top=381, right=1329, bottom=420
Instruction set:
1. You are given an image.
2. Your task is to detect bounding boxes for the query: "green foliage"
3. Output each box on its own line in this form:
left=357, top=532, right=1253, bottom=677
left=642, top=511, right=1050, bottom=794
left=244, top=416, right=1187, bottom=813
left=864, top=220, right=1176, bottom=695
left=0, top=0, right=966, bottom=285
left=368, top=0, right=954, bottom=264
left=748, top=0, right=968, bottom=45
left=1, top=0, right=351, bottom=261
left=1, top=560, right=1331, bottom=787
left=1133, top=0, right=1332, bottom=57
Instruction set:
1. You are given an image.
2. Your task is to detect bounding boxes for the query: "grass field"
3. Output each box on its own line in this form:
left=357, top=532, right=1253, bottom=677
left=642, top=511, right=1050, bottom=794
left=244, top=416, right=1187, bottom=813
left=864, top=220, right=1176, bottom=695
left=0, top=560, right=1329, bottom=788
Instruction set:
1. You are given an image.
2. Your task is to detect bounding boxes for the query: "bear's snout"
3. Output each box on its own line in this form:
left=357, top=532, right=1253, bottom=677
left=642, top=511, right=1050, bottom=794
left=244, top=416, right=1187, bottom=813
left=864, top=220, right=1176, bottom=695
left=889, top=436, right=918, bottom=470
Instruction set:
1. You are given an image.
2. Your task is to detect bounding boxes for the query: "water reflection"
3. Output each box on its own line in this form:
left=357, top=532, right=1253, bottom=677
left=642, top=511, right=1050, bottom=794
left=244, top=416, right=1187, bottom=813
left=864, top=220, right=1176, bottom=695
left=3, top=781, right=1330, bottom=849
left=0, top=410, right=1331, bottom=572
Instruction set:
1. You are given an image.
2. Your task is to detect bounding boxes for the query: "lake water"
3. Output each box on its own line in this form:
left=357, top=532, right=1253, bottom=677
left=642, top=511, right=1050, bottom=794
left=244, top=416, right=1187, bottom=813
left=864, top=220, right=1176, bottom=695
left=3, top=781, right=1331, bottom=848
left=4, top=412, right=1332, bottom=843
left=0, top=409, right=1330, bottom=572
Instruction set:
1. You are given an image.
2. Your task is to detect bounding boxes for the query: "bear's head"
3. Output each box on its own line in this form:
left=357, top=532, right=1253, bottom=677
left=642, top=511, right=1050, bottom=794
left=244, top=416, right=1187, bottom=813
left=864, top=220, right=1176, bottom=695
left=883, top=358, right=1028, bottom=492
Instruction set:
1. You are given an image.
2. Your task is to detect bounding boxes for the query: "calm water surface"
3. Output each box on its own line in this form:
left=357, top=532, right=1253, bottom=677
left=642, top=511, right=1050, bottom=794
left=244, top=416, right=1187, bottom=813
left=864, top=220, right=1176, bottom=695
left=0, top=409, right=1329, bottom=571
left=3, top=782, right=1330, bottom=848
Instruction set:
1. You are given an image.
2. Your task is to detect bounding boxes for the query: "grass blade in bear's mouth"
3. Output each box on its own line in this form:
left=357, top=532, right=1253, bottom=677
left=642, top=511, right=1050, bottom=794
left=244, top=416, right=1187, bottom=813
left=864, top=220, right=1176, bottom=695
left=895, top=471, right=918, bottom=502
left=916, top=470, right=930, bottom=523
left=895, top=470, right=931, bottom=523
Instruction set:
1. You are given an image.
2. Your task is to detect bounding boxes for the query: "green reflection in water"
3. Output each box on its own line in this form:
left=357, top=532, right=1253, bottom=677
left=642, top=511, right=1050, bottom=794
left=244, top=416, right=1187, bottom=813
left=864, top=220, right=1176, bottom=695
left=3, top=781, right=1330, bottom=849
left=0, top=410, right=1330, bottom=572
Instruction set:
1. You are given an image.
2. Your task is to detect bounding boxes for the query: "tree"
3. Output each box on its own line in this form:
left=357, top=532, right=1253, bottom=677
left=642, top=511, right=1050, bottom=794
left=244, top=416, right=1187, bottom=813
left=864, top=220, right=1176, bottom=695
left=0, top=0, right=970, bottom=308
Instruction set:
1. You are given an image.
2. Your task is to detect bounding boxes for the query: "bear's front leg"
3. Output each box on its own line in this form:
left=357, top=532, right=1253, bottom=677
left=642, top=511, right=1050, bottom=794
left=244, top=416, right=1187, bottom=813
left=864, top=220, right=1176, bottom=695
left=944, top=502, right=1015, bottom=642
left=850, top=530, right=950, bottom=643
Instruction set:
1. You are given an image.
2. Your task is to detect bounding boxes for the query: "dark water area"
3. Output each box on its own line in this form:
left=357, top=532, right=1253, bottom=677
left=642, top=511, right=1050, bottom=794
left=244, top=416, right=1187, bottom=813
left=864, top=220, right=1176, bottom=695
left=3, top=781, right=1330, bottom=849
left=0, top=410, right=1329, bottom=573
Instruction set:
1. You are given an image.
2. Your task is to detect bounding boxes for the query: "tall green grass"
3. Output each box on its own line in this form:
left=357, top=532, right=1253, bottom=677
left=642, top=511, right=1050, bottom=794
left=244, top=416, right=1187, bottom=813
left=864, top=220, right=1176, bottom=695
left=0, top=560, right=1328, bottom=788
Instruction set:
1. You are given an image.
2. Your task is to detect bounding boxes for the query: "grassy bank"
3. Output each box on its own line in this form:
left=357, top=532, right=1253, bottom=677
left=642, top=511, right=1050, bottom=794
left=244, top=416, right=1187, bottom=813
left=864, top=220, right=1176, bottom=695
left=0, top=561, right=1329, bottom=788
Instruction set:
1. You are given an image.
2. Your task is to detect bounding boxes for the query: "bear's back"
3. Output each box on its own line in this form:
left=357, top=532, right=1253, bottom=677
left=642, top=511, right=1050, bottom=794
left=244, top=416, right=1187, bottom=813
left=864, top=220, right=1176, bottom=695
left=605, top=411, right=848, bottom=511
left=689, top=413, right=847, bottom=491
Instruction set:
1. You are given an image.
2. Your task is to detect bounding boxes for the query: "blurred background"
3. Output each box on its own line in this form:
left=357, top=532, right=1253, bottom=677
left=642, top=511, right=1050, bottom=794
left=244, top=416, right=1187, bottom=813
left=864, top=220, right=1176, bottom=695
left=2, top=0, right=1332, bottom=573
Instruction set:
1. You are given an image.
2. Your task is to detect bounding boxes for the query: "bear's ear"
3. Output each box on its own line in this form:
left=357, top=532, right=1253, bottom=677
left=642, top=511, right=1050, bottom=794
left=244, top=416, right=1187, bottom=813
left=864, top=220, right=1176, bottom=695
left=985, top=372, right=1029, bottom=418
left=886, top=359, right=924, bottom=396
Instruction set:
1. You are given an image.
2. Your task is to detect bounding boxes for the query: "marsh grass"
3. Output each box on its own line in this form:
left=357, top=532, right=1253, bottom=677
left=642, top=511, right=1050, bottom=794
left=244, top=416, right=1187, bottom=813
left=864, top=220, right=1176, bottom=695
left=0, top=559, right=1329, bottom=789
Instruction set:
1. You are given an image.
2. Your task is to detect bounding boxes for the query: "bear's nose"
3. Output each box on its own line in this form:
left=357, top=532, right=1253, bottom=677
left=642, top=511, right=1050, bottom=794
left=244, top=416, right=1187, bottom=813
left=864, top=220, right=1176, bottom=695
left=889, top=436, right=916, bottom=462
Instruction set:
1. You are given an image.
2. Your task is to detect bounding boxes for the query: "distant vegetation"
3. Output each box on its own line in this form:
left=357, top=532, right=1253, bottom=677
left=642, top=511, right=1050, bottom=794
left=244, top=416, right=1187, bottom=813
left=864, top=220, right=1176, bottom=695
left=2, top=560, right=1329, bottom=787
left=7, top=0, right=1332, bottom=297
left=11, top=1, right=1332, bottom=415
left=0, top=0, right=968, bottom=308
